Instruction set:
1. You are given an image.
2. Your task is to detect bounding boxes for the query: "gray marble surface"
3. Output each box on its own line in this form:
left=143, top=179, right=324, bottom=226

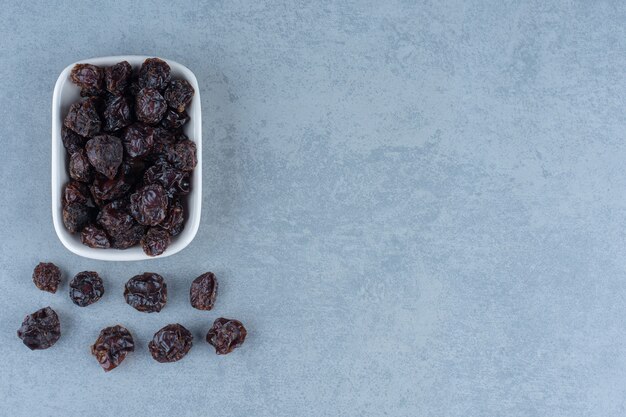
left=1, top=1, right=625, bottom=416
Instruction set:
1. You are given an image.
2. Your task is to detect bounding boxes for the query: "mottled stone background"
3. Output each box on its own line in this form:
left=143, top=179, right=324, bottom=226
left=1, top=1, right=624, bottom=416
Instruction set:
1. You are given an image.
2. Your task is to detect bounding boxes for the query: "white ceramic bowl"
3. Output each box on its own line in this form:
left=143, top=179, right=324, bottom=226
left=52, top=56, right=202, bottom=261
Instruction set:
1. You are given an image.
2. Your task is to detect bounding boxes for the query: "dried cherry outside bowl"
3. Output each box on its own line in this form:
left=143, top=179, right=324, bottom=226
left=51, top=56, right=202, bottom=261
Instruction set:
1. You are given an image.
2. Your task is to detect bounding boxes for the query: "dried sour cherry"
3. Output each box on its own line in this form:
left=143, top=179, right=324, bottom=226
left=63, top=181, right=94, bottom=206
left=105, top=61, right=132, bottom=95
left=64, top=97, right=101, bottom=137
left=166, top=139, right=197, bottom=172
left=17, top=307, right=61, bottom=350
left=138, top=58, right=171, bottom=90
left=90, top=174, right=132, bottom=202
left=160, top=108, right=189, bottom=130
left=69, top=271, right=105, bottom=306
left=164, top=79, right=194, bottom=112
left=81, top=224, right=111, bottom=248
left=91, top=325, right=135, bottom=372
left=32, top=262, right=62, bottom=293
left=143, top=161, right=190, bottom=197
left=130, top=184, right=168, bottom=226
left=124, top=272, right=167, bottom=313
left=141, top=227, right=171, bottom=257
left=103, top=95, right=133, bottom=132
left=62, top=202, right=92, bottom=233
left=85, top=135, right=123, bottom=179
left=136, top=87, right=167, bottom=124
left=70, top=64, right=104, bottom=96
left=122, top=123, right=154, bottom=158
left=61, top=126, right=86, bottom=155
left=148, top=324, right=193, bottom=363
left=206, top=318, right=247, bottom=355
left=190, top=272, right=218, bottom=311
left=69, top=149, right=94, bottom=183
left=160, top=198, right=185, bottom=236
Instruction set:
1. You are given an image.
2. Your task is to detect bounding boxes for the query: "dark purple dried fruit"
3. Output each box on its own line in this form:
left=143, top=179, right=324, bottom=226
left=105, top=61, right=132, bottom=95
left=70, top=64, right=104, bottom=96
left=143, top=161, right=190, bottom=197
left=97, top=199, right=133, bottom=234
left=90, top=174, right=132, bottom=202
left=103, top=95, right=133, bottom=132
left=63, top=181, right=93, bottom=206
left=17, top=307, right=61, bottom=350
left=124, top=272, right=167, bottom=313
left=61, top=126, right=86, bottom=154
left=63, top=202, right=92, bottom=233
left=206, top=318, right=247, bottom=355
left=141, top=227, right=170, bottom=257
left=148, top=324, right=193, bottom=363
left=136, top=87, right=167, bottom=125
left=160, top=109, right=189, bottom=130
left=164, top=79, right=194, bottom=113
left=64, top=98, right=101, bottom=137
left=91, top=325, right=134, bottom=372
left=166, top=139, right=197, bottom=172
left=190, top=272, right=218, bottom=311
left=63, top=58, right=197, bottom=253
left=138, top=58, right=170, bottom=90
left=122, top=123, right=154, bottom=158
left=32, top=262, right=62, bottom=293
left=70, top=271, right=105, bottom=306
left=130, top=184, right=168, bottom=226
left=160, top=198, right=185, bottom=236
left=110, top=223, right=145, bottom=249
left=81, top=224, right=111, bottom=248
left=69, top=149, right=94, bottom=183
left=85, top=135, right=123, bottom=179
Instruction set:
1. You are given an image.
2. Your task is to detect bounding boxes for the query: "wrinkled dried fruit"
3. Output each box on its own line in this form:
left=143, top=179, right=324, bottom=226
left=138, top=58, right=170, bottom=90
left=63, top=202, right=92, bottom=233
left=141, top=227, right=170, bottom=256
left=130, top=184, right=168, bottom=226
left=136, top=87, right=167, bottom=124
left=103, top=95, right=132, bottom=132
left=81, top=224, right=111, bottom=249
left=69, top=149, right=94, bottom=182
left=160, top=198, right=185, bottom=236
left=166, top=139, right=197, bottom=172
left=91, top=325, right=134, bottom=372
left=110, top=223, right=145, bottom=249
left=206, top=318, right=247, bottom=355
left=97, top=199, right=134, bottom=236
left=160, top=109, right=189, bottom=130
left=190, top=272, right=218, bottom=311
left=64, top=98, right=101, bottom=137
left=122, top=123, right=154, bottom=158
left=148, top=324, right=193, bottom=363
left=143, top=161, right=190, bottom=197
left=124, top=272, right=167, bottom=313
left=63, top=58, right=197, bottom=253
left=64, top=181, right=93, bottom=206
left=70, top=64, right=104, bottom=96
left=85, top=135, right=123, bottom=179
left=61, top=126, right=86, bottom=154
left=105, top=61, right=132, bottom=95
left=90, top=174, right=132, bottom=202
left=17, top=307, right=61, bottom=350
left=164, top=79, right=194, bottom=112
left=69, top=271, right=105, bottom=306
left=32, top=262, right=62, bottom=293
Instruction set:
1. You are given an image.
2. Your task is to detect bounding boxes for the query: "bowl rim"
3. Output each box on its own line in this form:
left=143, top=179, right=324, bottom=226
left=52, top=55, right=202, bottom=261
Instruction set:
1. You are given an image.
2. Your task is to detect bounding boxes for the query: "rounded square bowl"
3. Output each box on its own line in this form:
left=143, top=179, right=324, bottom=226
left=52, top=55, right=202, bottom=261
